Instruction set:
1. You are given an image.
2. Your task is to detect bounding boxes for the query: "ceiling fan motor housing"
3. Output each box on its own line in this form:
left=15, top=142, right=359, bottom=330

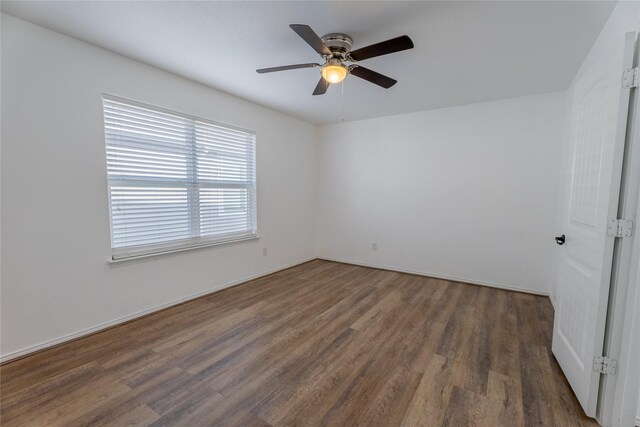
left=321, top=33, right=353, bottom=58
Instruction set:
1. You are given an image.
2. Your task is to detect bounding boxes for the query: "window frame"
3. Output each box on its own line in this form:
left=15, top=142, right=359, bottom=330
left=103, top=94, right=258, bottom=262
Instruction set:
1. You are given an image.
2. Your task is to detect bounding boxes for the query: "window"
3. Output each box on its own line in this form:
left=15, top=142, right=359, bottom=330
left=103, top=95, right=257, bottom=260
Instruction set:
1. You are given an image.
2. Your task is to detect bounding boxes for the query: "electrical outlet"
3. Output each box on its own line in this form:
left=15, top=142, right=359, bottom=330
left=263, top=248, right=268, bottom=256
left=372, top=243, right=378, bottom=251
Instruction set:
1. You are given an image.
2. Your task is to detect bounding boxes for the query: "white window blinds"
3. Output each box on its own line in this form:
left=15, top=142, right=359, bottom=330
left=103, top=95, right=257, bottom=260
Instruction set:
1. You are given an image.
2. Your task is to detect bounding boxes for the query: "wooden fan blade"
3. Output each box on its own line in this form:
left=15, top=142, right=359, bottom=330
left=290, top=24, right=332, bottom=56
left=349, top=35, right=414, bottom=61
left=312, top=77, right=330, bottom=95
left=349, top=66, right=397, bottom=88
left=256, top=63, right=319, bottom=73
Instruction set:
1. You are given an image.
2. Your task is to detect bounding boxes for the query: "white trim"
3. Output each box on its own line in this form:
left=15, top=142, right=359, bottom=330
left=317, top=257, right=550, bottom=296
left=600, top=31, right=640, bottom=427
left=0, top=257, right=315, bottom=363
left=109, top=234, right=259, bottom=263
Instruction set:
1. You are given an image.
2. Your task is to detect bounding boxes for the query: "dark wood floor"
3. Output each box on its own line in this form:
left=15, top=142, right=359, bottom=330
left=1, top=260, right=597, bottom=426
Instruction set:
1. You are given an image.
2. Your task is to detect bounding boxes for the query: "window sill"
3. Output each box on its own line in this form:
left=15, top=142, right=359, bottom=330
left=107, top=234, right=259, bottom=265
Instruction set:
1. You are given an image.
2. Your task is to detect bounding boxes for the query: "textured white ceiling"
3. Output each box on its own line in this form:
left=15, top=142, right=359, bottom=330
left=1, top=1, right=616, bottom=125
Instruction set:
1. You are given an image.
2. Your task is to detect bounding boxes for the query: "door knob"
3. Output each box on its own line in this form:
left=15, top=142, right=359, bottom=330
left=555, top=234, right=566, bottom=245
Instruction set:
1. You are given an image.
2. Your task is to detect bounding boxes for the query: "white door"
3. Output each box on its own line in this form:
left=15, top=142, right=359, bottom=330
left=552, top=32, right=637, bottom=417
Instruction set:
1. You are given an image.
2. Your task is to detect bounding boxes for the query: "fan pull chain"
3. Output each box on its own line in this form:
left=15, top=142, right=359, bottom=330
left=340, top=80, right=345, bottom=123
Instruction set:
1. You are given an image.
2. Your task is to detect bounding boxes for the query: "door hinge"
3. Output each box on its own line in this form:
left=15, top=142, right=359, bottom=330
left=622, top=67, right=640, bottom=89
left=593, top=356, right=617, bottom=375
left=607, top=219, right=633, bottom=238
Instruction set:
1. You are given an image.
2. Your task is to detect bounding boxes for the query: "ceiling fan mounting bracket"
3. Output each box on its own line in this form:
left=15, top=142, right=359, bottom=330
left=321, top=33, right=353, bottom=58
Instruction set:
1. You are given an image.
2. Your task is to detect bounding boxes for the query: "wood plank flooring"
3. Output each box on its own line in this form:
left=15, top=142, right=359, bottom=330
left=0, top=260, right=598, bottom=426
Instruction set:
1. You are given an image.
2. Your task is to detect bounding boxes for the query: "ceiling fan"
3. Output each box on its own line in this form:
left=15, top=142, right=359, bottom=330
left=257, top=24, right=414, bottom=95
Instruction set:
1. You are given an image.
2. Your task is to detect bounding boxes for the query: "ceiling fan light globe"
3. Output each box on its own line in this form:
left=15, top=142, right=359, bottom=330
left=321, top=64, right=348, bottom=84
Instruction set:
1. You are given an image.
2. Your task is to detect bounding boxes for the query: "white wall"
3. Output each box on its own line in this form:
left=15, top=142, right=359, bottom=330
left=0, top=14, right=319, bottom=360
left=317, top=92, right=566, bottom=295
left=0, top=12, right=572, bottom=361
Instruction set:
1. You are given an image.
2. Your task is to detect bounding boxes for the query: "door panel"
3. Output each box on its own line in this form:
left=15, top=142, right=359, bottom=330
left=552, top=32, right=636, bottom=417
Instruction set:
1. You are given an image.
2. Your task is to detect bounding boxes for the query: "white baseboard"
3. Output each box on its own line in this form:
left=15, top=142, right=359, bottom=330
left=318, top=256, right=550, bottom=297
left=0, top=257, right=316, bottom=364
left=1, top=256, right=549, bottom=363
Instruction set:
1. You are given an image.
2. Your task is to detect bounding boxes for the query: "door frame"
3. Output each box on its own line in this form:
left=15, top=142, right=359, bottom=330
left=597, top=32, right=640, bottom=427
left=553, top=29, right=639, bottom=418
